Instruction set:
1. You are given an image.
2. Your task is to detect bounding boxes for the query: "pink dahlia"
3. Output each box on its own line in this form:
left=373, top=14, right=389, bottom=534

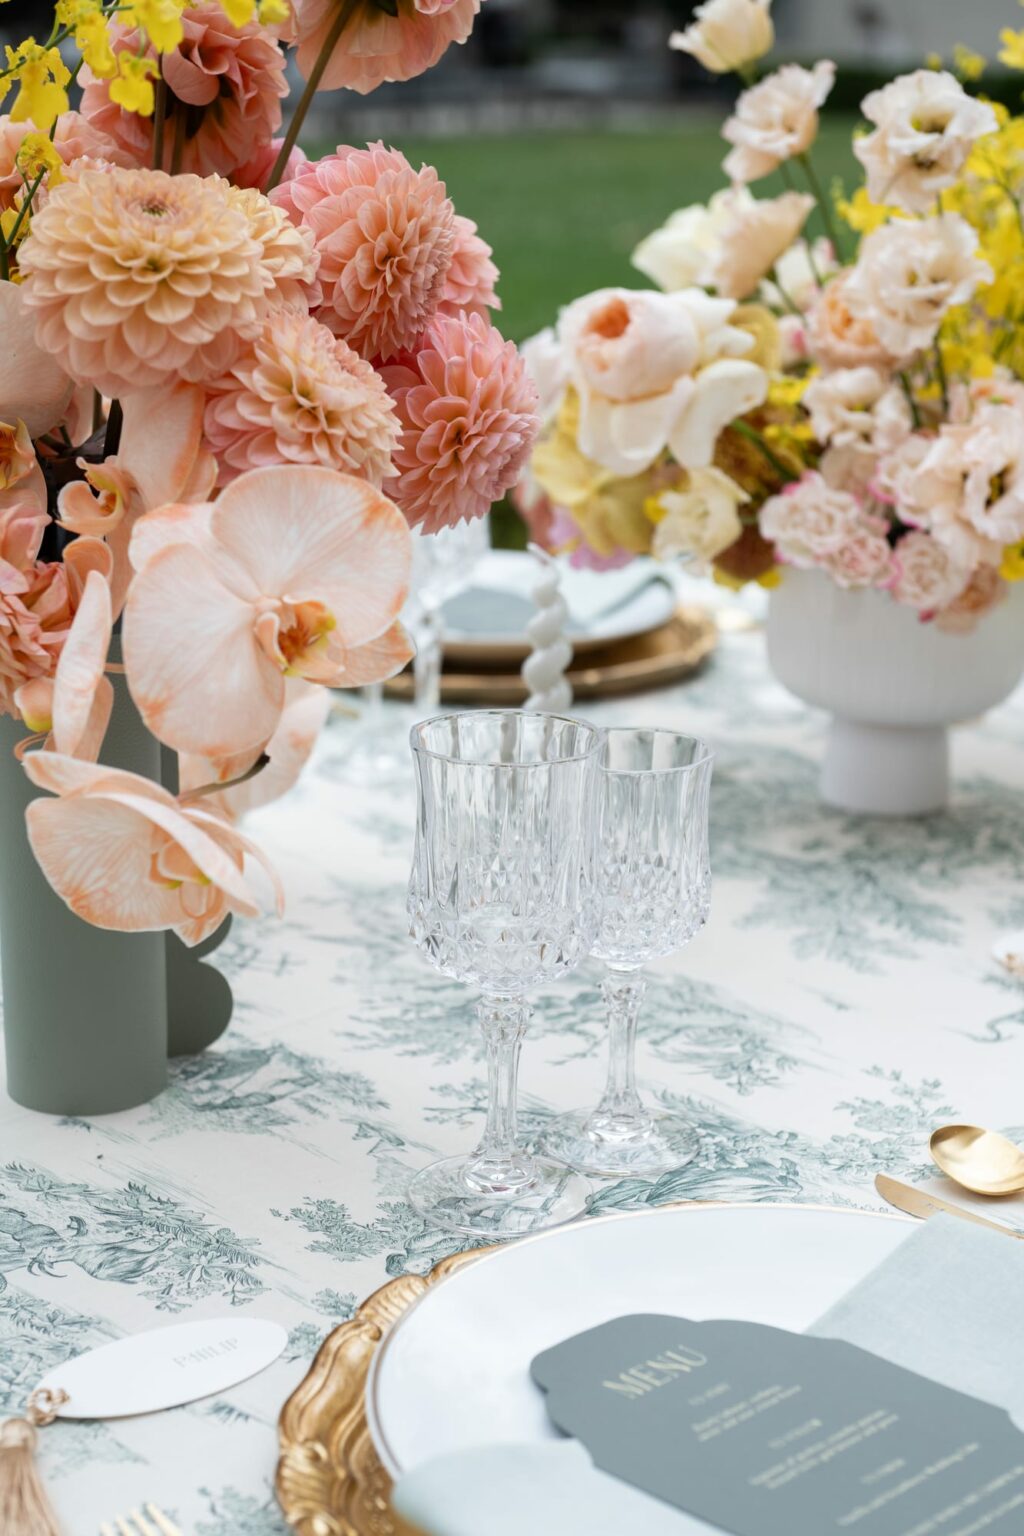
left=19, top=168, right=274, bottom=397
left=286, top=0, right=480, bottom=95
left=381, top=310, right=539, bottom=533
left=440, top=214, right=500, bottom=318
left=204, top=310, right=400, bottom=486
left=80, top=4, right=287, bottom=180
left=272, top=142, right=455, bottom=361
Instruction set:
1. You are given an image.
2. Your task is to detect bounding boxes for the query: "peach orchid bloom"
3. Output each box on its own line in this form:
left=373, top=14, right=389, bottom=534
left=123, top=464, right=413, bottom=761
left=58, top=383, right=215, bottom=617
left=0, top=418, right=47, bottom=515
left=0, top=282, right=73, bottom=440
left=178, top=677, right=331, bottom=820
left=23, top=750, right=283, bottom=946
left=13, top=568, right=114, bottom=761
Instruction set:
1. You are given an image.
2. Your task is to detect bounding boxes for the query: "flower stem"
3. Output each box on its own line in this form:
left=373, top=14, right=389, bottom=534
left=265, top=0, right=362, bottom=193
left=732, top=418, right=797, bottom=483
left=152, top=71, right=167, bottom=171
left=899, top=372, right=922, bottom=429
left=934, top=336, right=950, bottom=413
left=768, top=263, right=801, bottom=316
left=169, top=107, right=186, bottom=176
left=798, top=151, right=842, bottom=259
left=103, top=398, right=123, bottom=458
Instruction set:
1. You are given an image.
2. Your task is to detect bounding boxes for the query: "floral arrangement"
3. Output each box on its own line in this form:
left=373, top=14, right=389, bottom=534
left=0, top=0, right=538, bottom=942
left=522, top=0, right=1024, bottom=633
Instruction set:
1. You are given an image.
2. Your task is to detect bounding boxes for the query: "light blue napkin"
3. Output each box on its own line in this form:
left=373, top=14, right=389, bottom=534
left=392, top=1439, right=712, bottom=1536
left=392, top=1214, right=1024, bottom=1536
left=809, top=1212, right=1024, bottom=1427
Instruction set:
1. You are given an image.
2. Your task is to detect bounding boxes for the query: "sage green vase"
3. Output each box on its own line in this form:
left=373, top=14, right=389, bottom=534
left=0, top=674, right=169, bottom=1114
left=0, top=672, right=235, bottom=1112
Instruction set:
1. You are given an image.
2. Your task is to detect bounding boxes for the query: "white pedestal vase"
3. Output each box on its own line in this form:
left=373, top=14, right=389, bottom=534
left=765, top=568, right=1024, bottom=816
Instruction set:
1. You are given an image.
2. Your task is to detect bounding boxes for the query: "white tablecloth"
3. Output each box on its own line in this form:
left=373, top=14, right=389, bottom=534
left=3, top=624, right=1024, bottom=1534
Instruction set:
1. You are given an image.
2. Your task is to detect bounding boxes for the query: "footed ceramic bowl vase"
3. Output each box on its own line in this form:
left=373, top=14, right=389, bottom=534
left=766, top=568, right=1024, bottom=817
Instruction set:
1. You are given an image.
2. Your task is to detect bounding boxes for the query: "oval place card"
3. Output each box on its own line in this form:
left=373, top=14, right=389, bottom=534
left=37, top=1317, right=288, bottom=1419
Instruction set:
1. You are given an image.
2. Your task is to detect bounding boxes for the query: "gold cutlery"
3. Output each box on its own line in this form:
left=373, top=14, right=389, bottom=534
left=928, top=1123, right=1024, bottom=1196
left=874, top=1173, right=1024, bottom=1237
left=99, top=1505, right=182, bottom=1536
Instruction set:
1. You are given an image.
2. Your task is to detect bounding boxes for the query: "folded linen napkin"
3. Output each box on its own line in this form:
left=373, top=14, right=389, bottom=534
left=392, top=1213, right=1024, bottom=1536
left=808, top=1211, right=1024, bottom=1427
left=391, top=1439, right=711, bottom=1536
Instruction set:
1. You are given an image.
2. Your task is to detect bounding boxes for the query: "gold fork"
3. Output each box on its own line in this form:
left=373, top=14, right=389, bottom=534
left=99, top=1505, right=182, bottom=1536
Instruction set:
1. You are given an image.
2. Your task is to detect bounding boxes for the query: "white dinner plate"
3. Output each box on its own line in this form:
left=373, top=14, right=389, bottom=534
left=367, top=1203, right=911, bottom=1477
left=441, top=551, right=678, bottom=663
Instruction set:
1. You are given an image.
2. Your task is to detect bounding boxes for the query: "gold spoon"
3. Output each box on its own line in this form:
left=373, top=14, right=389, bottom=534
left=930, top=1124, right=1024, bottom=1197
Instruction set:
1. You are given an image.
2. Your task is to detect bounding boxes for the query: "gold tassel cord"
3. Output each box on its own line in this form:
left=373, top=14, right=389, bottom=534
left=0, top=1388, right=69, bottom=1536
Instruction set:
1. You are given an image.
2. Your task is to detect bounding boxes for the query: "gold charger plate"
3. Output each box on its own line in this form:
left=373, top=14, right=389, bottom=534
left=383, top=605, right=717, bottom=706
left=275, top=1202, right=906, bottom=1535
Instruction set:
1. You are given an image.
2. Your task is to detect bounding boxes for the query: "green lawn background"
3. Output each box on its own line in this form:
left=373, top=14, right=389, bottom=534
left=330, top=116, right=862, bottom=341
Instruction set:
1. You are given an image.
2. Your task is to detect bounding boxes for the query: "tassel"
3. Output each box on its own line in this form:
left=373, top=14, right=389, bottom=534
left=0, top=1388, right=68, bottom=1536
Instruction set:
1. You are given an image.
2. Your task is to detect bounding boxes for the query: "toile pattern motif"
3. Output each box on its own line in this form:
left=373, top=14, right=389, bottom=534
left=2, top=628, right=1024, bottom=1532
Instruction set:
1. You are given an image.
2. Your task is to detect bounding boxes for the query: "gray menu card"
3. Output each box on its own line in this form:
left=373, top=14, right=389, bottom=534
left=531, top=1313, right=1024, bottom=1535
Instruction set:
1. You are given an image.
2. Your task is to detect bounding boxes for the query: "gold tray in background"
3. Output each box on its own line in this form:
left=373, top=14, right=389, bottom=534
left=383, top=605, right=717, bottom=706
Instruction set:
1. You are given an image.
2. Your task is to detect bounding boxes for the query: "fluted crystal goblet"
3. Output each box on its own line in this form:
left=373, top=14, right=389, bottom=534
left=540, top=728, right=713, bottom=1178
left=408, top=710, right=602, bottom=1237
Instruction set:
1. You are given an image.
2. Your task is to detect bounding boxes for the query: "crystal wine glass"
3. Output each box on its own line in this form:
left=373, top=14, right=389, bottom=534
left=408, top=709, right=602, bottom=1237
left=540, top=728, right=713, bottom=1178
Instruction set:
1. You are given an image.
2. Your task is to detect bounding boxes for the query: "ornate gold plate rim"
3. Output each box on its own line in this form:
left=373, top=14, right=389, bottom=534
left=275, top=1201, right=909, bottom=1535
left=382, top=605, right=717, bottom=705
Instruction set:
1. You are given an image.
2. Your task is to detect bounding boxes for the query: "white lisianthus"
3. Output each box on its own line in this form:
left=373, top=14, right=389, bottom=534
left=651, top=467, right=748, bottom=567
left=915, top=401, right=1024, bottom=564
left=803, top=367, right=911, bottom=455
left=844, top=214, right=992, bottom=357
left=520, top=326, right=570, bottom=427
left=759, top=236, right=837, bottom=312
left=631, top=188, right=748, bottom=292
left=854, top=69, right=998, bottom=215
left=708, top=189, right=815, bottom=300
left=669, top=0, right=774, bottom=75
left=723, top=60, right=836, bottom=184
left=556, top=286, right=768, bottom=478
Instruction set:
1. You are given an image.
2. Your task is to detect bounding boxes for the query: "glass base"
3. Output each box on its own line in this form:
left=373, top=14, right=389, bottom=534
left=407, top=1153, right=593, bottom=1239
left=539, top=1107, right=700, bottom=1178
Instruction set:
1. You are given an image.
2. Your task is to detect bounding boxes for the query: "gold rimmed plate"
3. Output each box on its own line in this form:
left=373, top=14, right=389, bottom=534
left=276, top=1202, right=910, bottom=1534
left=383, top=606, right=717, bottom=706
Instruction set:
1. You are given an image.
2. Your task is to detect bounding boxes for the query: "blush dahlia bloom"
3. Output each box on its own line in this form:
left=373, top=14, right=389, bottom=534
left=19, top=168, right=276, bottom=397
left=204, top=310, right=400, bottom=487
left=272, top=142, right=456, bottom=361
left=381, top=310, right=539, bottom=534
left=80, top=5, right=288, bottom=180
left=441, top=214, right=501, bottom=318
left=286, top=0, right=480, bottom=95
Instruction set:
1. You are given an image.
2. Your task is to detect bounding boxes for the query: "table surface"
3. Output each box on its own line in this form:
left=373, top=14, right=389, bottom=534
left=4, top=619, right=1024, bottom=1535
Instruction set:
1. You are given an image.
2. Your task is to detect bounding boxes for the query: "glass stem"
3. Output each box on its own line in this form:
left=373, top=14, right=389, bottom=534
left=411, top=603, right=443, bottom=719
left=465, top=995, right=532, bottom=1194
left=588, top=967, right=653, bottom=1142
